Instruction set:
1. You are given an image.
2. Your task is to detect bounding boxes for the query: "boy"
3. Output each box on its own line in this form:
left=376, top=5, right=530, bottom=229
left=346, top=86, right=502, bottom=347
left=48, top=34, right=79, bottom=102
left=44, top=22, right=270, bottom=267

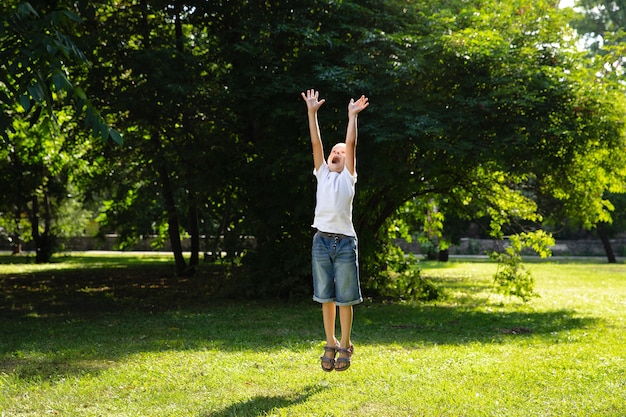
left=300, top=88, right=369, bottom=371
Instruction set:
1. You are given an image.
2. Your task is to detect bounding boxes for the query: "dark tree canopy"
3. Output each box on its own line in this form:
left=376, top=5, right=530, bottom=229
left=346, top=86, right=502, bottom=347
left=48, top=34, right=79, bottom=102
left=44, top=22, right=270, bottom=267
left=1, top=0, right=625, bottom=293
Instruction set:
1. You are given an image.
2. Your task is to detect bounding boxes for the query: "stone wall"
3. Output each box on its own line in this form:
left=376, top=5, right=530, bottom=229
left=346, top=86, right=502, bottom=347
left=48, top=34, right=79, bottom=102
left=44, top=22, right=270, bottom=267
left=3, top=235, right=626, bottom=258
left=0, top=235, right=251, bottom=254
left=394, top=237, right=626, bottom=257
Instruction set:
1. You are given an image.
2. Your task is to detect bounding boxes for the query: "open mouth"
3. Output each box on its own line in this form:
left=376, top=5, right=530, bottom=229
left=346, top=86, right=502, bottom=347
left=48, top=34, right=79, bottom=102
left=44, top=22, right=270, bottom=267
left=332, top=157, right=340, bottom=164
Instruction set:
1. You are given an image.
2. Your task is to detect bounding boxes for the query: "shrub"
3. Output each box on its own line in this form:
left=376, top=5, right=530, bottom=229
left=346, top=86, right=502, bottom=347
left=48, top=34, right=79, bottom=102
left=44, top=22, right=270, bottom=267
left=364, top=243, right=442, bottom=301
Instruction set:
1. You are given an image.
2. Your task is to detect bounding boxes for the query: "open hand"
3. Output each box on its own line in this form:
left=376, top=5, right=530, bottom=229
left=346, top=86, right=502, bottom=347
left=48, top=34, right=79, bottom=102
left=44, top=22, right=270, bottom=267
left=301, top=89, right=325, bottom=112
left=348, top=95, right=369, bottom=116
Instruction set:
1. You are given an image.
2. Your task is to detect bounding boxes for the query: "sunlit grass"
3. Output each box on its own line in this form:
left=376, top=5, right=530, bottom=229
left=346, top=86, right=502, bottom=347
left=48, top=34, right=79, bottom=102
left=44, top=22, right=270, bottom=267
left=0, top=251, right=175, bottom=272
left=1, top=255, right=625, bottom=416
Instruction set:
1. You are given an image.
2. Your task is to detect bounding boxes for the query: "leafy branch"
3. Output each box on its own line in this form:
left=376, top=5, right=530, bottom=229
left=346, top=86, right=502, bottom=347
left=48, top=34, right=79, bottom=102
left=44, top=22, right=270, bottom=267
left=0, top=2, right=122, bottom=143
left=489, top=230, right=555, bottom=301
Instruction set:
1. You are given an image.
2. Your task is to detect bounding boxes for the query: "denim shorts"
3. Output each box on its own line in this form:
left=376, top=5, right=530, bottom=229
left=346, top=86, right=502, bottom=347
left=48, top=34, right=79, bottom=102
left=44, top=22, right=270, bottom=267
left=311, top=231, right=362, bottom=306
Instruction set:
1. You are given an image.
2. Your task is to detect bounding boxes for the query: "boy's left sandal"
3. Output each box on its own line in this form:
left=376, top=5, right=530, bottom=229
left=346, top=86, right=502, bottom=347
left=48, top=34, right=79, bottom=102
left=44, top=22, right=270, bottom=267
left=335, top=344, right=354, bottom=372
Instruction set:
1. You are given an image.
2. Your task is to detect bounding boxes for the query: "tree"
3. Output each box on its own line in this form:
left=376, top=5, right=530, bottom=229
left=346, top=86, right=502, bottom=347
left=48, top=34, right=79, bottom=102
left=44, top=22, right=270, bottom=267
left=0, top=1, right=123, bottom=261
left=0, top=113, right=91, bottom=262
left=554, top=0, right=626, bottom=262
left=5, top=0, right=623, bottom=296
left=71, top=0, right=247, bottom=276
left=305, top=0, right=625, bottom=277
left=203, top=0, right=626, bottom=295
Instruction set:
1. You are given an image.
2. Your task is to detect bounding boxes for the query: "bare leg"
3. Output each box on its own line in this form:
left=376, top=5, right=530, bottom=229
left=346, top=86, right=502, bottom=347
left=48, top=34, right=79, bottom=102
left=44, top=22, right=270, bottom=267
left=321, top=302, right=338, bottom=370
left=322, top=302, right=337, bottom=345
left=336, top=305, right=354, bottom=370
left=339, top=305, right=353, bottom=346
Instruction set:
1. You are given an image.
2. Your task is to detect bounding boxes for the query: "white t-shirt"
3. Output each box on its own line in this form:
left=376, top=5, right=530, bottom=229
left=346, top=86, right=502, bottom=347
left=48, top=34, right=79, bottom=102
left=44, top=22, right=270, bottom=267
left=312, top=162, right=357, bottom=237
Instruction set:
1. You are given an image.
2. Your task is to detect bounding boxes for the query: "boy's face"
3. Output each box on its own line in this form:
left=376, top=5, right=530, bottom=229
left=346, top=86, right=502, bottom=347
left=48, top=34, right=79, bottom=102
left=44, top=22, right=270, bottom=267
left=327, top=143, right=346, bottom=173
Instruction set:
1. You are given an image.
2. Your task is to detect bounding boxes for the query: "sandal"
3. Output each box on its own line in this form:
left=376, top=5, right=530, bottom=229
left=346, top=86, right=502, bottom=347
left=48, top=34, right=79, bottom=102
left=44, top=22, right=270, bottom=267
left=320, top=342, right=339, bottom=372
left=335, top=344, right=354, bottom=372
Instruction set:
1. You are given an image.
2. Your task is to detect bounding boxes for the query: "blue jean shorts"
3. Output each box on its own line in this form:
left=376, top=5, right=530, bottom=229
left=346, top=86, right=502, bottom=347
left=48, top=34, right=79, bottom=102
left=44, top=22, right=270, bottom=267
left=311, top=231, right=362, bottom=306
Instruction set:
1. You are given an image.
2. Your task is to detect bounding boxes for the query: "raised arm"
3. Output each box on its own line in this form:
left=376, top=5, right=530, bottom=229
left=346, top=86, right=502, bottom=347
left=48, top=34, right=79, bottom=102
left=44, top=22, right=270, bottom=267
left=345, top=94, right=369, bottom=176
left=301, top=89, right=326, bottom=171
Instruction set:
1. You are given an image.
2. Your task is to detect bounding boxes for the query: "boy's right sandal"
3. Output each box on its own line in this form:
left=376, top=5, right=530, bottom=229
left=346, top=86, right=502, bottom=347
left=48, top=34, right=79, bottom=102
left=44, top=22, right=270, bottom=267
left=320, top=343, right=339, bottom=372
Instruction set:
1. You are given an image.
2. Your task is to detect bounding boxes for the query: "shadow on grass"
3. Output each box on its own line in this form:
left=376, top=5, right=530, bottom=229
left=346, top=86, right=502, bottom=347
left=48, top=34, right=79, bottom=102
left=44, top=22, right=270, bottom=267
left=0, top=356, right=110, bottom=381
left=202, top=385, right=325, bottom=417
left=0, top=261, right=227, bottom=317
left=0, top=301, right=600, bottom=384
left=357, top=303, right=599, bottom=345
left=0, top=255, right=603, bottom=384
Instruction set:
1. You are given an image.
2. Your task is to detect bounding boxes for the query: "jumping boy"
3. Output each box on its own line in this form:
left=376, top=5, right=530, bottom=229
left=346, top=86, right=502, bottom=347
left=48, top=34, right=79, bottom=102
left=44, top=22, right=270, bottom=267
left=301, top=88, right=369, bottom=371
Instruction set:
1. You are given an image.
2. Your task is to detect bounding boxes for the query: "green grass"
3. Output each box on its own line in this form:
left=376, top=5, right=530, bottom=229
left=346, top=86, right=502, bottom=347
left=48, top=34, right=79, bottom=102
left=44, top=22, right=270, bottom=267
left=1, top=254, right=625, bottom=416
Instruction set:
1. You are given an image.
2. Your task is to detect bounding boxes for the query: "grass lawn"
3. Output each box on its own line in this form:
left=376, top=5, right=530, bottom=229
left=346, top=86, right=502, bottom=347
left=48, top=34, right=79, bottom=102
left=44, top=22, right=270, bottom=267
left=0, top=253, right=624, bottom=416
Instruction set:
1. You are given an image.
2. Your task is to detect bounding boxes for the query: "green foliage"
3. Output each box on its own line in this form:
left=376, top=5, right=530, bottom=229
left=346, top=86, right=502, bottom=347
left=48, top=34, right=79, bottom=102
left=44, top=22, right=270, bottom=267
left=2, top=0, right=626, bottom=298
left=54, top=188, right=92, bottom=239
left=0, top=1, right=124, bottom=261
left=489, top=230, right=555, bottom=301
left=365, top=243, right=442, bottom=302
left=551, top=0, right=626, bottom=243
left=361, top=213, right=443, bottom=300
left=390, top=198, right=452, bottom=260
left=230, top=231, right=313, bottom=300
left=0, top=1, right=121, bottom=143
left=0, top=113, right=84, bottom=261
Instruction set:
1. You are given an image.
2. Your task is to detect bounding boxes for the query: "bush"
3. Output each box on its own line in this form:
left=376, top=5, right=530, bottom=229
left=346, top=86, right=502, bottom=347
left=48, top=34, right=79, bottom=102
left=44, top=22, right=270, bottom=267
left=364, top=243, right=442, bottom=301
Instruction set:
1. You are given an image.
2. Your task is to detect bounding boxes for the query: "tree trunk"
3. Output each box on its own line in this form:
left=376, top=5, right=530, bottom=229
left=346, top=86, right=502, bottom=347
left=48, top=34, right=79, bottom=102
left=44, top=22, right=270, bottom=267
left=11, top=239, right=22, bottom=255
left=30, top=195, right=39, bottom=253
left=150, top=131, right=189, bottom=276
left=157, top=163, right=189, bottom=276
left=30, top=193, right=55, bottom=263
left=597, top=223, right=616, bottom=264
left=11, top=224, right=22, bottom=254
left=187, top=193, right=199, bottom=273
